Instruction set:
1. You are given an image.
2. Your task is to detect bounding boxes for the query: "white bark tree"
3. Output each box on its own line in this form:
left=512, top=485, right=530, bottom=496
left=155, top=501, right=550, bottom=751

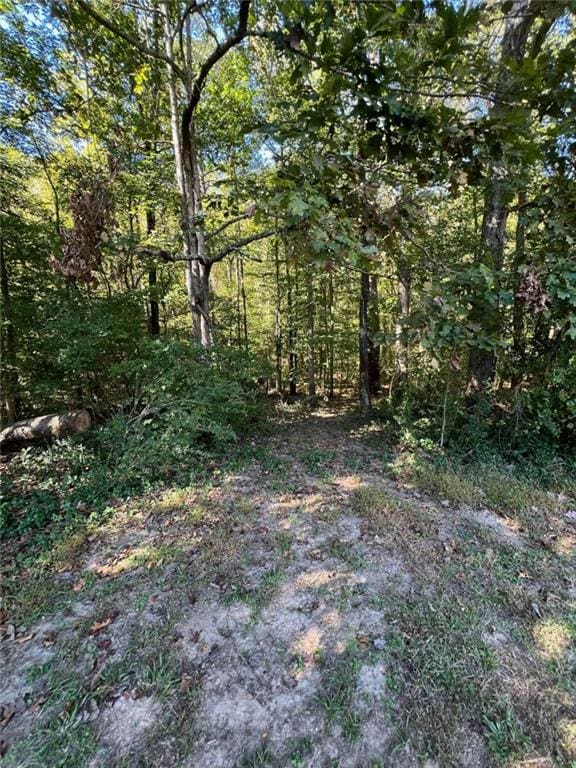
left=76, top=0, right=280, bottom=346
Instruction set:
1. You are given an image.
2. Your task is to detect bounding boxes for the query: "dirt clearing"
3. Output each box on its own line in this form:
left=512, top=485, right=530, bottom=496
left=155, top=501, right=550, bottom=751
left=2, top=404, right=575, bottom=767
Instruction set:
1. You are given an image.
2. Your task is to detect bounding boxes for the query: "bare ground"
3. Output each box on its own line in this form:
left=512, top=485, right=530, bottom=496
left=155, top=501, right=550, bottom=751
left=1, top=403, right=575, bottom=767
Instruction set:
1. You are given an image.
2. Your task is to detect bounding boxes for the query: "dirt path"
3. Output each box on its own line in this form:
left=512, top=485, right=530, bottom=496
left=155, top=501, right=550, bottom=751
left=2, top=403, right=574, bottom=767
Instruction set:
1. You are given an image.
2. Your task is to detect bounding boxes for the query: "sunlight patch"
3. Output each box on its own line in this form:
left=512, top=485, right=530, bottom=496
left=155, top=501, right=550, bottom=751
left=532, top=619, right=572, bottom=661
left=296, top=570, right=340, bottom=589
left=558, top=719, right=576, bottom=759
left=293, top=625, right=323, bottom=659
left=331, top=475, right=363, bottom=491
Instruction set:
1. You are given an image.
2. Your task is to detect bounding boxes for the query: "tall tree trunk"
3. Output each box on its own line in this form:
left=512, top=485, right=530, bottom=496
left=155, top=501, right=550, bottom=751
left=393, top=263, right=410, bottom=400
left=468, top=0, right=548, bottom=393
left=235, top=255, right=242, bottom=345
left=182, top=119, right=212, bottom=346
left=146, top=209, right=160, bottom=336
left=511, top=190, right=527, bottom=388
left=327, top=268, right=335, bottom=399
left=286, top=260, right=297, bottom=397
left=240, top=259, right=248, bottom=348
left=306, top=266, right=316, bottom=398
left=163, top=5, right=211, bottom=346
left=235, top=255, right=248, bottom=348
left=274, top=233, right=282, bottom=392
left=367, top=274, right=380, bottom=396
left=163, top=6, right=197, bottom=336
left=359, top=271, right=371, bottom=415
left=0, top=236, right=21, bottom=424
left=320, top=273, right=327, bottom=394
left=468, top=186, right=505, bottom=391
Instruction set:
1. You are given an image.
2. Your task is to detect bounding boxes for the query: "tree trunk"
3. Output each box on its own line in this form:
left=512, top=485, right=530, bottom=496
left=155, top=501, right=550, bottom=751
left=240, top=258, right=248, bottom=348
left=367, top=274, right=380, bottom=396
left=468, top=0, right=545, bottom=393
left=0, top=236, right=20, bottom=425
left=286, top=260, right=297, bottom=397
left=467, top=186, right=504, bottom=391
left=306, top=266, right=316, bottom=398
left=327, top=268, right=335, bottom=399
left=163, top=6, right=197, bottom=337
left=236, top=255, right=242, bottom=345
left=163, top=5, right=211, bottom=346
left=274, top=233, right=282, bottom=392
left=189, top=258, right=212, bottom=347
left=359, top=271, right=371, bottom=415
left=511, top=190, right=527, bottom=388
left=146, top=209, right=160, bottom=336
left=392, top=263, right=410, bottom=400
left=1, top=410, right=91, bottom=452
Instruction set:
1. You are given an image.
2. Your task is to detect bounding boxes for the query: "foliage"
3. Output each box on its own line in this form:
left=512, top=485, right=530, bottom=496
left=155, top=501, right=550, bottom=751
left=1, top=341, right=265, bottom=538
left=0, top=0, right=575, bottom=536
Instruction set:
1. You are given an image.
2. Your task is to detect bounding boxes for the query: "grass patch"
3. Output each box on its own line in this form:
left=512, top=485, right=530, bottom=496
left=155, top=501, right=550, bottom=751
left=287, top=737, right=314, bottom=767
left=316, top=640, right=365, bottom=744
left=2, top=715, right=98, bottom=768
left=327, top=539, right=365, bottom=569
left=274, top=530, right=293, bottom=559
left=2, top=570, right=73, bottom=625
left=301, top=449, right=337, bottom=477
left=222, top=565, right=284, bottom=622
left=239, top=743, right=277, bottom=767
left=351, top=485, right=437, bottom=556
left=383, top=595, right=546, bottom=765
left=410, top=463, right=480, bottom=506
left=352, top=486, right=414, bottom=519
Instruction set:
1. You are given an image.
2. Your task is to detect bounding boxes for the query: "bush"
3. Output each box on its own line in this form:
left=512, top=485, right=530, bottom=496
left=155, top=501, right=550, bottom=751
left=0, top=340, right=265, bottom=538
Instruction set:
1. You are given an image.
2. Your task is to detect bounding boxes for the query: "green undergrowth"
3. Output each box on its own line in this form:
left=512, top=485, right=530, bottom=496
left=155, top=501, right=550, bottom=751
left=383, top=591, right=573, bottom=766
left=1, top=341, right=267, bottom=543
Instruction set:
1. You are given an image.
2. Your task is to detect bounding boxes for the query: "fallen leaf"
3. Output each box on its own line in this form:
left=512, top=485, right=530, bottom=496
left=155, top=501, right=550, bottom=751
left=29, top=696, right=47, bottom=714
left=43, top=632, right=57, bottom=647
left=72, top=579, right=85, bottom=592
left=180, top=673, right=195, bottom=693
left=89, top=611, right=118, bottom=636
left=0, top=707, right=15, bottom=728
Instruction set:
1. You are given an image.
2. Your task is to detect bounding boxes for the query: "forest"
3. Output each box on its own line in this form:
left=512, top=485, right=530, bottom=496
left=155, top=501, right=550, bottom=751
left=1, top=1, right=575, bottom=766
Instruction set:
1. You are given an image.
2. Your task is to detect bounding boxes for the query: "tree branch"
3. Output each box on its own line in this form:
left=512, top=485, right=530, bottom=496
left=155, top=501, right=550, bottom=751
left=136, top=226, right=287, bottom=265
left=174, top=1, right=208, bottom=43
left=205, top=211, right=253, bottom=241
left=75, top=0, right=186, bottom=81
left=209, top=227, right=284, bottom=264
left=182, top=0, right=251, bottom=132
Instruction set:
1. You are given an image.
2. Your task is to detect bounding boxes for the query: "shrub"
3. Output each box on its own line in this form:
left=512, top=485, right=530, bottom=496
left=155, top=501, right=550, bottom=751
left=0, top=341, right=265, bottom=538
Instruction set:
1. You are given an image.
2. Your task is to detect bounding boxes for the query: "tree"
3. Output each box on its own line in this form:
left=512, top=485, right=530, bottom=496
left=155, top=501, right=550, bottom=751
left=74, top=0, right=281, bottom=345
left=468, top=0, right=566, bottom=394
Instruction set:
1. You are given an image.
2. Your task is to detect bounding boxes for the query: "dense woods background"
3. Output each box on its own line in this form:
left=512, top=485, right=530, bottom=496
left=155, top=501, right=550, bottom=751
left=2, top=3, right=576, bottom=767
left=1, top=0, right=575, bottom=530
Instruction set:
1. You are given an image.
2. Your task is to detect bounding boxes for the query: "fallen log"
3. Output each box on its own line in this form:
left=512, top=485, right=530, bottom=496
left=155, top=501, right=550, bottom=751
left=0, top=410, right=91, bottom=452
